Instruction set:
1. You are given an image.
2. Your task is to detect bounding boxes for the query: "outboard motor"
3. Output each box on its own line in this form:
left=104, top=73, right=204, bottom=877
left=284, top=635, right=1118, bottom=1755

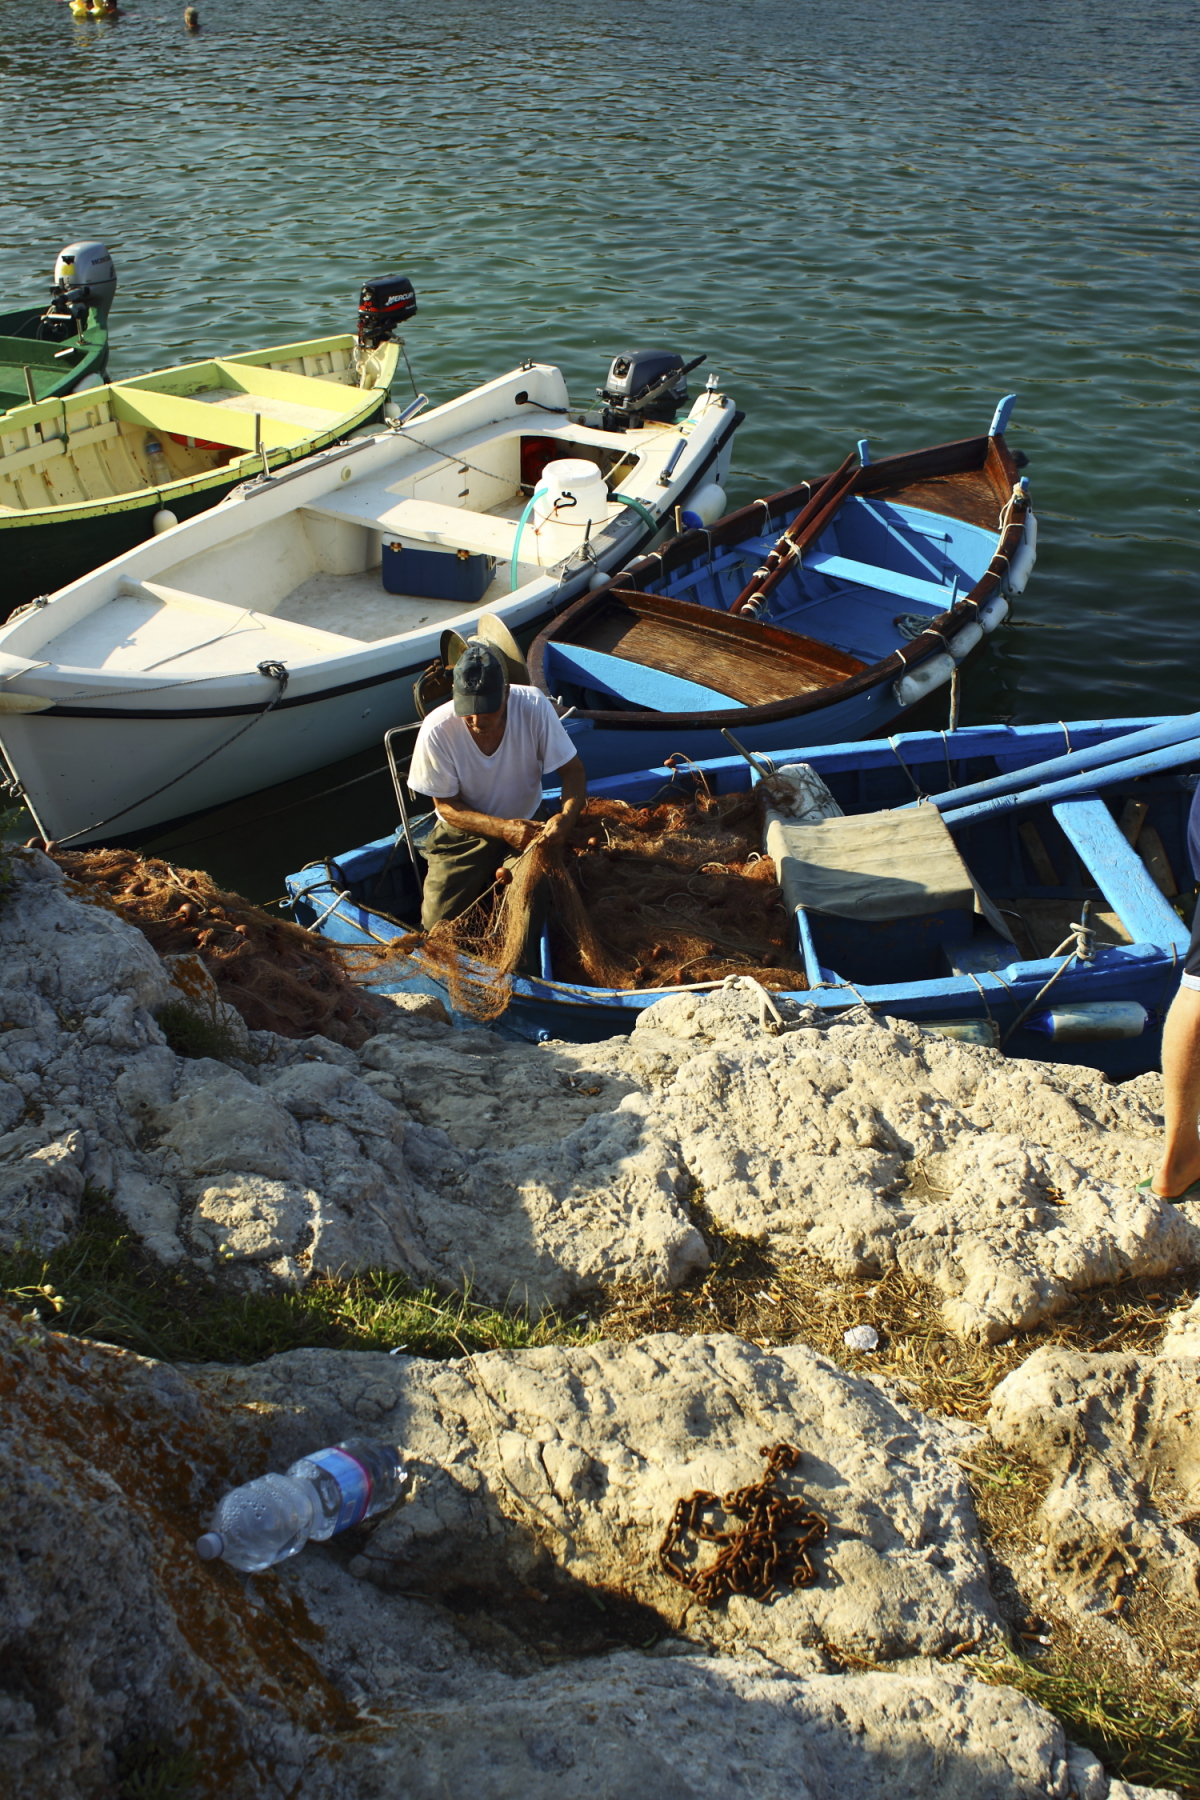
left=357, top=274, right=417, bottom=348
left=584, top=349, right=705, bottom=431
left=47, top=241, right=117, bottom=325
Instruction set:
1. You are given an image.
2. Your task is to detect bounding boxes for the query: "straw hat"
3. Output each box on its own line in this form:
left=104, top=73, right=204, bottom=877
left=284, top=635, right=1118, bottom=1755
left=439, top=612, right=530, bottom=686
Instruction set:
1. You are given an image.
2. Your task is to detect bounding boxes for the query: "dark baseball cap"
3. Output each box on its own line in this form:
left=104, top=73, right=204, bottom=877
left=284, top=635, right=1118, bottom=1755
left=452, top=640, right=507, bottom=715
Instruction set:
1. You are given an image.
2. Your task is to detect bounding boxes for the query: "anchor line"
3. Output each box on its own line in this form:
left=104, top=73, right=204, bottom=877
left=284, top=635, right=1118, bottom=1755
left=47, top=662, right=291, bottom=847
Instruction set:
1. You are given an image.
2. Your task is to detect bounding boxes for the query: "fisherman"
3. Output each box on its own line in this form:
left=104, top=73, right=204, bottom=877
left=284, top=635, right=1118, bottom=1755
left=406, top=640, right=586, bottom=961
left=1147, top=785, right=1200, bottom=1201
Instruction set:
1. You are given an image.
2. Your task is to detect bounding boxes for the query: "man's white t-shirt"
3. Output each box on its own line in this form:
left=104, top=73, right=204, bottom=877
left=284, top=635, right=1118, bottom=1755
left=407, top=686, right=577, bottom=822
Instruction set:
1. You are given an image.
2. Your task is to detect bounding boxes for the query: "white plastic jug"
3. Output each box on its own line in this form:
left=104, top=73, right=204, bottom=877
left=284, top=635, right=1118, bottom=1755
left=532, top=459, right=610, bottom=531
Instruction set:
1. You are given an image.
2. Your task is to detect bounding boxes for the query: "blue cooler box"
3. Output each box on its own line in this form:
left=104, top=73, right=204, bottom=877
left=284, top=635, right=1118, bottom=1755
left=382, top=541, right=496, bottom=603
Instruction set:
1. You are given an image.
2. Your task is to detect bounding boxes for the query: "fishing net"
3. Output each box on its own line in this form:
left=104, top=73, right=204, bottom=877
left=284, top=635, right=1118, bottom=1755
left=49, top=848, right=384, bottom=1048
left=397, top=780, right=807, bottom=1022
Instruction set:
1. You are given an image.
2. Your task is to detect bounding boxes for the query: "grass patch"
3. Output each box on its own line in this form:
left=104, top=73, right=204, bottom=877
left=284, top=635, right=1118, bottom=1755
left=595, top=1201, right=1198, bottom=1423
left=1, top=1186, right=594, bottom=1365
left=154, top=998, right=247, bottom=1065
left=953, top=1441, right=1052, bottom=1550
left=970, top=1645, right=1200, bottom=1797
left=116, top=1732, right=199, bottom=1799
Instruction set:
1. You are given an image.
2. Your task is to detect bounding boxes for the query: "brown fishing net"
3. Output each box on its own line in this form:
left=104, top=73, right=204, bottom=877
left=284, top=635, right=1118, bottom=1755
left=398, top=781, right=807, bottom=1022
left=49, top=848, right=384, bottom=1048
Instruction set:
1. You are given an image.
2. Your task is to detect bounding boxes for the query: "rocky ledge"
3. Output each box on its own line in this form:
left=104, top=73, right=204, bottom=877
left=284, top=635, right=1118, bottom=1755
left=0, top=851, right=1194, bottom=1798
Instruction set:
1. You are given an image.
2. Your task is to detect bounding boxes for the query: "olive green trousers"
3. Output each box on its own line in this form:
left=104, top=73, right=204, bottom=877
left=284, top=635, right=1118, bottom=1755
left=419, top=821, right=549, bottom=974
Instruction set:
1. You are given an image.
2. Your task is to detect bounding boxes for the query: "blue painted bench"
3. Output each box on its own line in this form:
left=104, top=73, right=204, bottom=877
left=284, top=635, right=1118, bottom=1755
left=801, top=550, right=960, bottom=610
left=1051, top=795, right=1190, bottom=950
left=544, top=640, right=739, bottom=712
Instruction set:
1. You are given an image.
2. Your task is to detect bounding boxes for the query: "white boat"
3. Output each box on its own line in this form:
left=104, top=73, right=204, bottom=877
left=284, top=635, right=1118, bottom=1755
left=0, top=353, right=741, bottom=846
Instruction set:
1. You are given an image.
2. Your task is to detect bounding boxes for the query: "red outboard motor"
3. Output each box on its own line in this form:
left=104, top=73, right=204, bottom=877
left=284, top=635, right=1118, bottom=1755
left=357, top=275, right=417, bottom=348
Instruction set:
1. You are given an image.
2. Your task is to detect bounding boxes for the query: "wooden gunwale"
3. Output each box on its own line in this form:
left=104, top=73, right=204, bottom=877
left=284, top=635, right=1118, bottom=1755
left=528, top=432, right=1025, bottom=732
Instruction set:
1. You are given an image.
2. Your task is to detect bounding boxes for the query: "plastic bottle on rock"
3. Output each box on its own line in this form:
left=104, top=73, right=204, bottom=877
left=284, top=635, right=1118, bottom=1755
left=195, top=1439, right=405, bottom=1573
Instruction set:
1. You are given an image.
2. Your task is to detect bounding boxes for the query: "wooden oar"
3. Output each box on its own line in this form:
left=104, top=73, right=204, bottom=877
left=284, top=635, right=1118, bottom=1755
left=728, top=451, right=860, bottom=617
left=939, top=733, right=1200, bottom=829
left=914, top=712, right=1200, bottom=815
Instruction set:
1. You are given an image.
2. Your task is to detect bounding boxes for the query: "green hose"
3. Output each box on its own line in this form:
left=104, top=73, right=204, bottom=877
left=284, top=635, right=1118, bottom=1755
left=509, top=487, right=547, bottom=594
left=613, top=492, right=660, bottom=534
left=509, top=488, right=660, bottom=593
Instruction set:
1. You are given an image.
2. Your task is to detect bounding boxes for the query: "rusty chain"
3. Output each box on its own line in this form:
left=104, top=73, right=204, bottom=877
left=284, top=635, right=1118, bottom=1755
left=658, top=1442, right=826, bottom=1605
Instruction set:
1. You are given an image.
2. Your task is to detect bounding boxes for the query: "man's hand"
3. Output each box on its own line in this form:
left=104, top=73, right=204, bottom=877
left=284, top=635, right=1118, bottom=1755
left=502, top=818, right=542, bottom=852
left=539, top=810, right=572, bottom=850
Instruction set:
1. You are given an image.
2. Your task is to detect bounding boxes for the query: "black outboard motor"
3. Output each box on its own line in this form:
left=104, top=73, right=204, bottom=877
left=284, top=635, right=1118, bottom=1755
left=357, top=275, right=417, bottom=348
left=584, top=349, right=705, bottom=431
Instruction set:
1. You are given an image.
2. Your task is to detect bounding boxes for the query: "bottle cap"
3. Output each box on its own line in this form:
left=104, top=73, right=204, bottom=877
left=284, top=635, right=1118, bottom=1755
left=195, top=1532, right=224, bottom=1561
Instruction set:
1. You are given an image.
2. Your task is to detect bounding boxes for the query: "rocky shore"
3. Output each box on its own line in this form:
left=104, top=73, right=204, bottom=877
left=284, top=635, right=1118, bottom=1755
left=2, top=849, right=1196, bottom=1798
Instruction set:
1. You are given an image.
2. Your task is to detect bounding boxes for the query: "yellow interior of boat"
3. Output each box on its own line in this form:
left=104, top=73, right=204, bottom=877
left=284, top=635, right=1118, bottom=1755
left=0, top=336, right=390, bottom=514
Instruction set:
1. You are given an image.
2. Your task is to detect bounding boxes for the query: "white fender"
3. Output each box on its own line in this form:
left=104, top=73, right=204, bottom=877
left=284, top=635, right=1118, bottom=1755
left=1004, top=509, right=1037, bottom=595
left=947, top=621, right=983, bottom=662
left=979, top=592, right=1010, bottom=633
left=893, top=652, right=954, bottom=710
left=681, top=481, right=726, bottom=527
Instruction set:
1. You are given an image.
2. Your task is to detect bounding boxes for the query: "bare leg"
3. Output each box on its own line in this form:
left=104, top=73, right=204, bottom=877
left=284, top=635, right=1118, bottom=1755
left=1151, top=982, right=1200, bottom=1197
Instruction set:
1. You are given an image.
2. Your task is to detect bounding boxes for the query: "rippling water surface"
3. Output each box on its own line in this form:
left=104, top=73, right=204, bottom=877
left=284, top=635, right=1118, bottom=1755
left=3, top=0, right=1198, bottom=891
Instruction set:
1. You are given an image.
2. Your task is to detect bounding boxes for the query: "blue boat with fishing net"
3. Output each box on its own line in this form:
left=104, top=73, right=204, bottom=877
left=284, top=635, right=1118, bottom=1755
left=286, top=714, right=1198, bottom=1078
left=525, top=398, right=1037, bottom=779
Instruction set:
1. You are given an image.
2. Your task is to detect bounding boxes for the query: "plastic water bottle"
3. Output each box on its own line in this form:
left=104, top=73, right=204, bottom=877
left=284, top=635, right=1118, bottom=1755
left=143, top=434, right=170, bottom=487
left=195, top=1439, right=405, bottom=1573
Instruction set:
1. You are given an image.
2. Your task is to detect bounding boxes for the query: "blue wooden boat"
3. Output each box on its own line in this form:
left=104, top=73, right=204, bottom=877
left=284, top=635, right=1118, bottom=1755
left=286, top=716, right=1196, bottom=1079
left=527, top=399, right=1036, bottom=780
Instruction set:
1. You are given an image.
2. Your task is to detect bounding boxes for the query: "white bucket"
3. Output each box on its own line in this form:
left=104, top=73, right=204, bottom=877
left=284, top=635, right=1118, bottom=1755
left=532, top=459, right=610, bottom=531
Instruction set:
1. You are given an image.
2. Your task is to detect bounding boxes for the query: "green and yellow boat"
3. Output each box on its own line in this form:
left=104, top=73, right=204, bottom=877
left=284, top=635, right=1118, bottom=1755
left=0, top=241, right=116, bottom=413
left=0, top=332, right=398, bottom=614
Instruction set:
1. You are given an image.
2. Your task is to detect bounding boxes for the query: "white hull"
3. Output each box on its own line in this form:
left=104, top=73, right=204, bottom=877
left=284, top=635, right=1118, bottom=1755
left=0, top=363, right=740, bottom=844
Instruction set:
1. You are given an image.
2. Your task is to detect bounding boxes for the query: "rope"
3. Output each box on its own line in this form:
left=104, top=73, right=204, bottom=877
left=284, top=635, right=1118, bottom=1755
left=965, top=971, right=996, bottom=1025
left=940, top=730, right=956, bottom=791
left=52, top=667, right=254, bottom=704
left=387, top=427, right=522, bottom=487
left=999, top=905, right=1094, bottom=1048
left=996, top=482, right=1026, bottom=535
left=398, top=336, right=420, bottom=400
left=48, top=662, right=291, bottom=848
left=888, top=736, right=927, bottom=799
left=308, top=887, right=352, bottom=931
left=721, top=972, right=785, bottom=1032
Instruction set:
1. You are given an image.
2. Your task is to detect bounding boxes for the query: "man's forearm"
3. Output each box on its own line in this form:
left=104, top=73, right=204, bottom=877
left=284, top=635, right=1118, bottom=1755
left=434, top=800, right=525, bottom=844
left=556, top=755, right=587, bottom=824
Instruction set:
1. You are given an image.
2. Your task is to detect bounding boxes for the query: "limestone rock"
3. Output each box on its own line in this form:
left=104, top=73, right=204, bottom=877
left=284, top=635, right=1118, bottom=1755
left=1160, top=1292, right=1200, bottom=1358
left=160, top=950, right=251, bottom=1053
left=599, top=992, right=1198, bottom=1340
left=380, top=989, right=451, bottom=1025
left=987, top=1343, right=1200, bottom=1609
left=199, top=1331, right=999, bottom=1664
left=2, top=1310, right=1175, bottom=1800
left=1, top=849, right=1193, bottom=1333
